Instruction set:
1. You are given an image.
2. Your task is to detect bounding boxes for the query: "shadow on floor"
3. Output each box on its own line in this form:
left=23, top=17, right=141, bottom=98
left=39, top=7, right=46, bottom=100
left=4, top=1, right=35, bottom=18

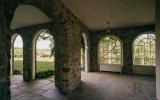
left=11, top=72, right=156, bottom=100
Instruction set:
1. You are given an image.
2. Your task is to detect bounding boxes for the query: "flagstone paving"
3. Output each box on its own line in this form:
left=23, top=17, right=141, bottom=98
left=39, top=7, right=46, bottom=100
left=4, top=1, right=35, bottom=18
left=11, top=72, right=156, bottom=100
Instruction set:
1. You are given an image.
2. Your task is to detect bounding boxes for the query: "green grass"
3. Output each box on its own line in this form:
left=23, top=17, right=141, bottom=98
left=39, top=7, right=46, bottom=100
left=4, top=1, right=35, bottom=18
left=14, top=60, right=55, bottom=74
left=14, top=60, right=23, bottom=74
left=37, top=61, right=55, bottom=72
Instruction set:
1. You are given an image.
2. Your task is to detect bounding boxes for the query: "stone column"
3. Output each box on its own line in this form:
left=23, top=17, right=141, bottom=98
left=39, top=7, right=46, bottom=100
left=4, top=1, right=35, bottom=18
left=53, top=22, right=81, bottom=93
left=0, top=22, right=11, bottom=100
left=122, top=41, right=133, bottom=74
left=89, top=40, right=99, bottom=72
left=0, top=1, right=11, bottom=99
left=54, top=32, right=69, bottom=92
left=156, top=0, right=160, bottom=100
left=22, top=33, right=35, bottom=81
left=66, top=26, right=81, bottom=92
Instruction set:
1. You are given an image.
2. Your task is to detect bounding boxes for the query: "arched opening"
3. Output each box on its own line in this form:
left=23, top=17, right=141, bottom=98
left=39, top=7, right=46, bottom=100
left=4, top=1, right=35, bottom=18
left=11, top=34, right=23, bottom=75
left=10, top=4, right=52, bottom=80
left=98, top=35, right=122, bottom=72
left=81, top=33, right=89, bottom=72
left=34, top=29, right=55, bottom=79
left=133, top=32, right=155, bottom=75
left=80, top=37, right=85, bottom=71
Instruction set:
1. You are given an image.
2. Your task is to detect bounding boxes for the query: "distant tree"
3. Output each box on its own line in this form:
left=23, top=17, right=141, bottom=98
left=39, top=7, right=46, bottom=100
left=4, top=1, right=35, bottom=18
left=38, top=31, right=55, bottom=57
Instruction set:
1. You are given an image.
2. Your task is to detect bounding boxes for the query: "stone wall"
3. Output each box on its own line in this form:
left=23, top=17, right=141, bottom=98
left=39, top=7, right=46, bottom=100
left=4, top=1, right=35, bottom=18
left=12, top=24, right=52, bottom=79
left=12, top=19, right=85, bottom=93
left=156, top=0, right=160, bottom=99
left=3, top=0, right=89, bottom=95
left=89, top=25, right=155, bottom=74
left=1, top=0, right=155, bottom=100
left=0, top=27, right=10, bottom=99
left=0, top=0, right=11, bottom=99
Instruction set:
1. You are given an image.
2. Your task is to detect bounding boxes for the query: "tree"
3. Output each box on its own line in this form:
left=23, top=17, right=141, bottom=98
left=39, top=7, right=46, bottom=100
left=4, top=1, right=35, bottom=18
left=38, top=31, right=55, bottom=57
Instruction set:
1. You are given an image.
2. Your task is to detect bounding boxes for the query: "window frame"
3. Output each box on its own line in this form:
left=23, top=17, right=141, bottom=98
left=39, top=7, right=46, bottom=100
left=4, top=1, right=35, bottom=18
left=98, top=35, right=122, bottom=65
left=133, top=32, right=155, bottom=66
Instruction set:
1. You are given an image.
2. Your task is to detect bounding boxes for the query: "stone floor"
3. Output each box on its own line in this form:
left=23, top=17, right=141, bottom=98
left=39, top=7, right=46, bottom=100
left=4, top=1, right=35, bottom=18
left=11, top=72, right=156, bottom=100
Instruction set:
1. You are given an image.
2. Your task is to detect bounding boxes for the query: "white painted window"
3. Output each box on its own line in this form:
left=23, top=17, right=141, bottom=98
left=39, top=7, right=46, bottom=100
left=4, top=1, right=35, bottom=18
left=99, top=36, right=121, bottom=64
left=133, top=32, right=155, bottom=66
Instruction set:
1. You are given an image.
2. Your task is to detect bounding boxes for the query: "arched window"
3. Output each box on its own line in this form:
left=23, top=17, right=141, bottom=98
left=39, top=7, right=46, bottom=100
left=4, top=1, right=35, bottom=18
left=99, top=36, right=122, bottom=64
left=133, top=32, right=155, bottom=66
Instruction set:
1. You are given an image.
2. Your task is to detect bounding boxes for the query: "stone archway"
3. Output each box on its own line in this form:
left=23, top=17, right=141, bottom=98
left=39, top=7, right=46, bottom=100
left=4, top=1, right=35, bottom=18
left=11, top=33, right=23, bottom=75
left=33, top=29, right=55, bottom=77
left=82, top=33, right=90, bottom=72
left=10, top=4, right=53, bottom=80
left=4, top=0, right=86, bottom=93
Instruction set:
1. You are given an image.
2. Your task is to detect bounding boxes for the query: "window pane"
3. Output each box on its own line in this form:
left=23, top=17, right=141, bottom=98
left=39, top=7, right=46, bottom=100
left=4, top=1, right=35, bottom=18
left=133, top=33, right=155, bottom=66
left=99, top=36, right=121, bottom=64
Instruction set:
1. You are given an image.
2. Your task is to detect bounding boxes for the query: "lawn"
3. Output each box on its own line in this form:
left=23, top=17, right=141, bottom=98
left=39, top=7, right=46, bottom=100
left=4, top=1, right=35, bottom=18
left=14, top=60, right=55, bottom=74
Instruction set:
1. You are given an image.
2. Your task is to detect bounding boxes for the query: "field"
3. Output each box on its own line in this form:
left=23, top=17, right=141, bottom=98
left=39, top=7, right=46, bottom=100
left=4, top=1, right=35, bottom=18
left=14, top=59, right=55, bottom=74
left=13, top=48, right=84, bottom=74
left=14, top=48, right=55, bottom=74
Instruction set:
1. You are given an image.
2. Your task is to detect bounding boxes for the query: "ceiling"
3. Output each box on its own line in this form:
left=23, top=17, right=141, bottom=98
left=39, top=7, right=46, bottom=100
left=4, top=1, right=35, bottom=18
left=61, top=0, right=155, bottom=31
left=11, top=0, right=155, bottom=31
left=11, top=5, right=51, bottom=30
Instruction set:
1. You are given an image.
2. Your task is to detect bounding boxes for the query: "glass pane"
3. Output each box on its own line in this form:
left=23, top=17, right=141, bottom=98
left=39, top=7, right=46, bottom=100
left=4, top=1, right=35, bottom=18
left=133, top=33, right=155, bottom=66
left=99, top=36, right=121, bottom=64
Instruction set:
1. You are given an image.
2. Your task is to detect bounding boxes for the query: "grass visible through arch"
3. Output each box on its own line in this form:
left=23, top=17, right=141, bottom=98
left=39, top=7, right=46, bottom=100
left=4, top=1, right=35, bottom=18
left=37, top=61, right=55, bottom=72
left=14, top=60, right=55, bottom=75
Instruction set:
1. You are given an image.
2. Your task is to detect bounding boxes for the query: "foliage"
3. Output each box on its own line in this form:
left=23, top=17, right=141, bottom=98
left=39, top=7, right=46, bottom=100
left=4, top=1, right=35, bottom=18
left=13, top=70, right=21, bottom=75
left=35, top=70, right=55, bottom=79
left=133, top=33, right=155, bottom=66
left=81, top=48, right=85, bottom=69
left=81, top=39, right=85, bottom=49
left=38, top=31, right=55, bottom=57
left=99, top=36, right=121, bottom=64
left=14, top=60, right=23, bottom=74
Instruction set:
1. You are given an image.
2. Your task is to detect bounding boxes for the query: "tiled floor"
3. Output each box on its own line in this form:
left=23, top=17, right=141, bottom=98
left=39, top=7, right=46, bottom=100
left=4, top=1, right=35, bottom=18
left=11, top=72, right=156, bottom=100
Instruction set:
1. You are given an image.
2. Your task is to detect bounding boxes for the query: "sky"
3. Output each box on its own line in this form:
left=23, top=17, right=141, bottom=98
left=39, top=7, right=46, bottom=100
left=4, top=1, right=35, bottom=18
left=14, top=35, right=51, bottom=49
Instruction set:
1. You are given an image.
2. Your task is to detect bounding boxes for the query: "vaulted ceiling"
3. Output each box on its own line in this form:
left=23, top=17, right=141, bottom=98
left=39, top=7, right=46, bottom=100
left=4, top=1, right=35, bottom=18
left=11, top=0, right=155, bottom=31
left=11, top=5, right=51, bottom=30
left=61, top=0, right=155, bottom=31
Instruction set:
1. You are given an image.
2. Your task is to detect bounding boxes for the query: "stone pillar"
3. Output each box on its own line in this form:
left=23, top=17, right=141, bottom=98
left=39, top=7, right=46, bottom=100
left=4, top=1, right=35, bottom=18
left=0, top=1, right=11, bottom=99
left=89, top=40, right=99, bottom=72
left=122, top=41, right=133, bottom=74
left=156, top=0, right=160, bottom=99
left=67, top=26, right=81, bottom=91
left=5, top=21, right=12, bottom=77
left=54, top=32, right=69, bottom=92
left=0, top=23, right=11, bottom=100
left=22, top=33, right=35, bottom=81
left=53, top=22, right=81, bottom=93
